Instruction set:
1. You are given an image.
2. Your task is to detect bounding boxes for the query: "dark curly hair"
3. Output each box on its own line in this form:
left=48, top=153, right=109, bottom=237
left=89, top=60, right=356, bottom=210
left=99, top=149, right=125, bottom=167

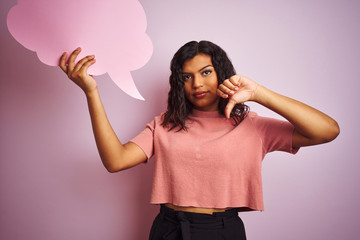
left=162, top=40, right=249, bottom=131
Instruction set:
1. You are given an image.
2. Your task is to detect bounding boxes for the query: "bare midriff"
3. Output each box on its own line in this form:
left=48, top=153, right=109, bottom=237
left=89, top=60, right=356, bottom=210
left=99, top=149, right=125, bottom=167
left=165, top=203, right=235, bottom=215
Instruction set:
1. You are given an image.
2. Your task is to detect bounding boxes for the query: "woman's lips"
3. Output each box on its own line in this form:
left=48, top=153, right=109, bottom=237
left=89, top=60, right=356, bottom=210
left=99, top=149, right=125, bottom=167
left=193, top=91, right=207, bottom=99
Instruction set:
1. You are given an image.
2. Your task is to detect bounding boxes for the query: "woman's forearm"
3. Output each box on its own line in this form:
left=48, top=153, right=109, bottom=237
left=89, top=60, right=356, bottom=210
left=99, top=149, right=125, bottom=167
left=253, top=85, right=340, bottom=147
left=85, top=89, right=148, bottom=172
left=85, top=89, right=127, bottom=171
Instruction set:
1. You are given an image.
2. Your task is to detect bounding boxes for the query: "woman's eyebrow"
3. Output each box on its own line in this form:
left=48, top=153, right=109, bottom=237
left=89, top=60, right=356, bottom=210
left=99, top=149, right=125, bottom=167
left=199, top=65, right=213, bottom=71
left=182, top=65, right=213, bottom=74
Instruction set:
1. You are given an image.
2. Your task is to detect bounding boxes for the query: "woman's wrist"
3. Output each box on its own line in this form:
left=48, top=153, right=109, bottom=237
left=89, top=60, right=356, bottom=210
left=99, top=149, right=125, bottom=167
left=251, top=84, right=268, bottom=104
left=84, top=87, right=99, bottom=99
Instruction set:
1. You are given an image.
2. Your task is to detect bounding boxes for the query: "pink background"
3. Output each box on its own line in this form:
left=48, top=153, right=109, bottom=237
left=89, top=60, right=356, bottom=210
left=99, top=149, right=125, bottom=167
left=1, top=0, right=359, bottom=239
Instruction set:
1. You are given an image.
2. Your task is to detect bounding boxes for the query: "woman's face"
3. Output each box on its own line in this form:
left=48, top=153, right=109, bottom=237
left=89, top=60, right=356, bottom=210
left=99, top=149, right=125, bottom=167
left=182, top=54, right=219, bottom=112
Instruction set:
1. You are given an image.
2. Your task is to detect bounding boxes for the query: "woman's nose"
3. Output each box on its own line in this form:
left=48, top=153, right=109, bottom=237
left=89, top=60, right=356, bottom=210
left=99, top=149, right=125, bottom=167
left=192, top=75, right=203, bottom=88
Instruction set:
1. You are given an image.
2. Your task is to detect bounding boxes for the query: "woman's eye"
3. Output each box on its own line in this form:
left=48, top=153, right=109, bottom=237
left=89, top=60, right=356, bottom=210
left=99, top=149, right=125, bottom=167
left=182, top=75, right=192, bottom=81
left=202, top=70, right=212, bottom=76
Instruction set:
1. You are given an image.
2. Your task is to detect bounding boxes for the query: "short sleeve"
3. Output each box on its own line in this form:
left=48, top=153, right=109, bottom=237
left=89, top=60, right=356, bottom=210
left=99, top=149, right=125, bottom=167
left=130, top=120, right=155, bottom=159
left=250, top=113, right=300, bottom=154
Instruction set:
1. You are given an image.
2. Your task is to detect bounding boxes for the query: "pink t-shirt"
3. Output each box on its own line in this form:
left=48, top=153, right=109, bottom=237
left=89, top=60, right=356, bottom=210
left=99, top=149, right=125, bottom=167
left=131, top=109, right=299, bottom=211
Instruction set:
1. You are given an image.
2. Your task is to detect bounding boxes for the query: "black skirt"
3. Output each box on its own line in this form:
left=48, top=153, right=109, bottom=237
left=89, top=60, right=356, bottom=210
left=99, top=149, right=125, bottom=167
left=149, top=205, right=247, bottom=240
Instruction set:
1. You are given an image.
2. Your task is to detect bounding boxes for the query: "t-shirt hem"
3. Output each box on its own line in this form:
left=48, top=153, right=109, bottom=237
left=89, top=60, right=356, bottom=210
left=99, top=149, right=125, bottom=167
left=150, top=201, right=264, bottom=212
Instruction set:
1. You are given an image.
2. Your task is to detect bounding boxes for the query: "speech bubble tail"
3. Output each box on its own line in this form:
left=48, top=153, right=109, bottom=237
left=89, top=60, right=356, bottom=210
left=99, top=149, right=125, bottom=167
left=107, top=71, right=145, bottom=101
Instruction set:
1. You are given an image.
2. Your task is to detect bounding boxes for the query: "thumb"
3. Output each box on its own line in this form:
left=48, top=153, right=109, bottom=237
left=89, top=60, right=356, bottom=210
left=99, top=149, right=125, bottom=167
left=225, top=99, right=237, bottom=119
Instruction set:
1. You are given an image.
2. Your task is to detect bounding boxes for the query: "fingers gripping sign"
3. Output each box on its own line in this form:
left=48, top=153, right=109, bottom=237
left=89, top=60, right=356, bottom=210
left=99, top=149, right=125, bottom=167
left=217, top=75, right=259, bottom=118
left=59, top=47, right=98, bottom=94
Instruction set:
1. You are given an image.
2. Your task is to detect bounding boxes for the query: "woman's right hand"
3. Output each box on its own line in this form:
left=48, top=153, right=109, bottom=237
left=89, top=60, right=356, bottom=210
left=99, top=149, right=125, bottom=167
left=59, top=47, right=97, bottom=95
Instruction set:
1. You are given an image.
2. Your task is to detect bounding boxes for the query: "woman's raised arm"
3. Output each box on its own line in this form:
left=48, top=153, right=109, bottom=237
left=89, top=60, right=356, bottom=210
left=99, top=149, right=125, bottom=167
left=217, top=75, right=340, bottom=148
left=59, top=48, right=147, bottom=172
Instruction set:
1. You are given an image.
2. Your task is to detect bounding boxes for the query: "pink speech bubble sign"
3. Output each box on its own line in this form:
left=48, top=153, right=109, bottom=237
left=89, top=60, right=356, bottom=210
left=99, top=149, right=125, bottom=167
left=7, top=0, right=153, bottom=100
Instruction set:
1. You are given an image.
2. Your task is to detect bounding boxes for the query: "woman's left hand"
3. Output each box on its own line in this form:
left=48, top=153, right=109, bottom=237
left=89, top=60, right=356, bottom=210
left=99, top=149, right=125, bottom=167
left=217, top=75, right=259, bottom=118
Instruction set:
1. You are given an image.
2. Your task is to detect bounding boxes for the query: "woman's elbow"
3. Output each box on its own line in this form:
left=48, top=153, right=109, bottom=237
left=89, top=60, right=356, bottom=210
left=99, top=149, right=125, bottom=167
left=305, top=120, right=340, bottom=146
left=104, top=157, right=144, bottom=173
left=105, top=161, right=133, bottom=173
left=106, top=166, right=122, bottom=173
left=102, top=158, right=125, bottom=173
left=322, top=119, right=340, bottom=143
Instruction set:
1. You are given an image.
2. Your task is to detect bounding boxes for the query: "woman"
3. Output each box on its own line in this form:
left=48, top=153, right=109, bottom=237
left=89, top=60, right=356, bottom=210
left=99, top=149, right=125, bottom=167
left=59, top=41, right=339, bottom=240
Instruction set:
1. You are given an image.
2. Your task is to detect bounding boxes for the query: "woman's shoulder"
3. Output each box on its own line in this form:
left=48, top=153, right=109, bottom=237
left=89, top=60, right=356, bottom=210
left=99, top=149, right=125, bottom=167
left=243, top=111, right=279, bottom=128
left=243, top=111, right=259, bottom=123
left=152, top=112, right=165, bottom=121
left=247, top=111, right=259, bottom=118
left=148, top=112, right=170, bottom=130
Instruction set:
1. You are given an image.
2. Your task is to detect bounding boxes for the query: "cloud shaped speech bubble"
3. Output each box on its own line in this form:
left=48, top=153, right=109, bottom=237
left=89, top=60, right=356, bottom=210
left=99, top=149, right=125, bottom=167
left=7, top=0, right=153, bottom=100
